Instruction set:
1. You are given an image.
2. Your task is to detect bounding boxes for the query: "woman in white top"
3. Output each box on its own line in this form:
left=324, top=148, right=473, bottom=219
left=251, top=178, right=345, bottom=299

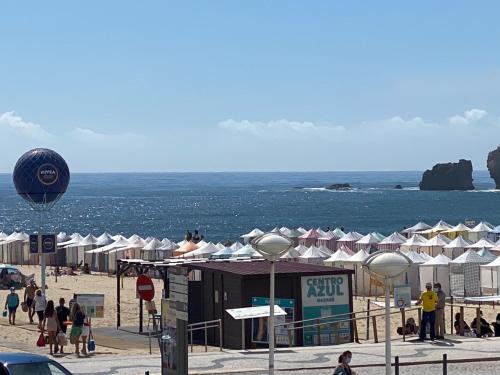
left=33, top=289, right=47, bottom=330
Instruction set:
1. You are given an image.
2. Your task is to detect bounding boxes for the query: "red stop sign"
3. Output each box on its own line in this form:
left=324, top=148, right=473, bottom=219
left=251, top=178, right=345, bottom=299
left=136, top=274, right=155, bottom=301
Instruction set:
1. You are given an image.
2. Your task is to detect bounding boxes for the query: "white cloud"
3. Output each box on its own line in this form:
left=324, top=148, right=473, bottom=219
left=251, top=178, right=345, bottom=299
left=449, top=109, right=488, bottom=125
left=218, top=119, right=345, bottom=137
left=0, top=111, right=53, bottom=139
left=70, top=127, right=144, bottom=142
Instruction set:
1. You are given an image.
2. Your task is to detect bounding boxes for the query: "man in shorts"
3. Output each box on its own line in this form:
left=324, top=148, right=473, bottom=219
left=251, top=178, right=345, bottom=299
left=55, top=298, right=70, bottom=354
left=24, top=279, right=37, bottom=324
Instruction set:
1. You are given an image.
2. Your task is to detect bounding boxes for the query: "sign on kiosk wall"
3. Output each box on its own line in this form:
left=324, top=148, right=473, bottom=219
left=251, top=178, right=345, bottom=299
left=137, top=274, right=155, bottom=301
left=301, top=274, right=351, bottom=346
left=251, top=297, right=295, bottom=346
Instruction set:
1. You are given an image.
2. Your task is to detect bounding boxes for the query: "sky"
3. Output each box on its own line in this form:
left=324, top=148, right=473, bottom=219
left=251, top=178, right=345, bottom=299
left=1, top=1, right=500, bottom=172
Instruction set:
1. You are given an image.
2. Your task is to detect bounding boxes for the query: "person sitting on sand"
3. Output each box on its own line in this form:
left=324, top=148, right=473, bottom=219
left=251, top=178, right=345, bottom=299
left=454, top=312, right=471, bottom=335
left=333, top=351, right=357, bottom=375
left=4, top=287, right=19, bottom=325
left=471, top=310, right=494, bottom=337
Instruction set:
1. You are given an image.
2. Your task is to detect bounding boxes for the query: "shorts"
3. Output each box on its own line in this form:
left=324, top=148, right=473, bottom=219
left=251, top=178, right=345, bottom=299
left=70, top=326, right=83, bottom=338
left=36, top=311, right=44, bottom=320
left=8, top=306, right=17, bottom=314
left=26, top=298, right=33, bottom=307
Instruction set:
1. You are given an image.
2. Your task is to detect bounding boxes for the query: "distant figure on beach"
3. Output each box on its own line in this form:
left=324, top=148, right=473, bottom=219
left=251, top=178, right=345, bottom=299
left=416, top=282, right=437, bottom=341
left=70, top=302, right=87, bottom=357
left=333, top=350, right=356, bottom=375
left=24, top=279, right=37, bottom=324
left=471, top=310, right=493, bottom=337
left=42, top=300, right=60, bottom=356
left=33, top=289, right=47, bottom=330
left=192, top=230, right=201, bottom=243
left=185, top=230, right=193, bottom=241
left=4, top=287, right=19, bottom=325
left=55, top=298, right=70, bottom=354
left=434, top=283, right=446, bottom=339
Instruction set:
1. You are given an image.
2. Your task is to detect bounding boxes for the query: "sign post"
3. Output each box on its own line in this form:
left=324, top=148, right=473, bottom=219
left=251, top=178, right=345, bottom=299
left=162, top=266, right=188, bottom=375
left=30, top=233, right=56, bottom=293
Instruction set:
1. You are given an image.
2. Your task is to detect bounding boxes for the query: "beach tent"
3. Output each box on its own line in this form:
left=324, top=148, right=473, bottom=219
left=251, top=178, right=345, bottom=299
left=316, top=228, right=328, bottom=237
left=344, top=249, right=370, bottom=296
left=488, top=225, right=500, bottom=243
left=270, top=227, right=281, bottom=234
left=372, top=232, right=386, bottom=242
left=139, top=238, right=165, bottom=260
left=378, top=232, right=406, bottom=251
left=419, top=220, right=452, bottom=238
left=183, top=242, right=220, bottom=259
left=419, top=254, right=452, bottom=296
left=96, top=233, right=114, bottom=246
left=476, top=247, right=497, bottom=262
left=66, top=234, right=97, bottom=266
left=418, top=251, right=433, bottom=262
left=230, top=242, right=244, bottom=251
left=0, top=232, right=29, bottom=265
left=449, top=250, right=489, bottom=297
left=298, top=229, right=322, bottom=247
left=317, top=244, right=334, bottom=257
left=296, top=227, right=308, bottom=234
left=442, top=223, right=471, bottom=240
left=467, top=238, right=495, bottom=250
left=128, top=234, right=145, bottom=243
left=442, top=236, right=471, bottom=259
left=57, top=232, right=71, bottom=243
left=401, top=234, right=427, bottom=252
left=211, top=247, right=236, bottom=259
left=174, top=241, right=199, bottom=258
left=177, top=239, right=188, bottom=247
left=480, top=256, right=500, bottom=294
left=317, top=232, right=338, bottom=251
left=85, top=235, right=130, bottom=272
left=299, top=246, right=330, bottom=265
left=356, top=233, right=381, bottom=250
left=392, top=250, right=425, bottom=299
left=294, top=244, right=309, bottom=256
left=401, top=221, right=432, bottom=236
left=57, top=233, right=83, bottom=247
left=422, top=234, right=451, bottom=257
left=241, top=228, right=265, bottom=243
left=280, top=227, right=291, bottom=236
left=324, top=247, right=352, bottom=267
left=336, top=231, right=364, bottom=251
left=468, top=221, right=494, bottom=242
left=280, top=247, right=301, bottom=261
left=214, top=243, right=225, bottom=251
left=286, top=228, right=306, bottom=246
left=232, top=244, right=263, bottom=258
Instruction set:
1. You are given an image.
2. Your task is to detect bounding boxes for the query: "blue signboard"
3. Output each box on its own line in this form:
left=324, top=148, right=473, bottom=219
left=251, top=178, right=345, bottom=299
left=251, top=297, right=295, bottom=346
left=301, top=274, right=351, bottom=346
left=41, top=234, right=56, bottom=254
left=29, top=235, right=39, bottom=254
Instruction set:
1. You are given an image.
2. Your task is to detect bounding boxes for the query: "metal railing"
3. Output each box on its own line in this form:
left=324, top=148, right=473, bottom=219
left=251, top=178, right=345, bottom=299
left=188, top=319, right=223, bottom=352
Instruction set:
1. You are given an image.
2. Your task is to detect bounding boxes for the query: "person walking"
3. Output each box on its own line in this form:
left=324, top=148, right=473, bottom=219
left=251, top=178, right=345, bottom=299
left=416, top=282, right=438, bottom=341
left=333, top=351, right=357, bottom=375
left=55, top=298, right=70, bottom=354
left=69, top=303, right=86, bottom=357
left=434, top=283, right=446, bottom=339
left=24, top=279, right=37, bottom=324
left=42, top=300, right=60, bottom=356
left=33, top=289, right=47, bottom=331
left=4, top=287, right=19, bottom=325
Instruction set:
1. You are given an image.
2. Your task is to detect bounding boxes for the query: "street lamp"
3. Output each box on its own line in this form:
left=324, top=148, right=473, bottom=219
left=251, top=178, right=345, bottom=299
left=251, top=233, right=293, bottom=375
left=364, top=251, right=412, bottom=375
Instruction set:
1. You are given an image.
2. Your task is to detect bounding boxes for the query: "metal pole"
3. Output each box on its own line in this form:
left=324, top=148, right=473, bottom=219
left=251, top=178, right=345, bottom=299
left=385, top=278, right=391, bottom=375
left=41, top=253, right=46, bottom=294
left=269, top=260, right=275, bottom=375
left=443, top=353, right=447, bottom=375
left=219, top=319, right=222, bottom=351
left=205, top=321, right=208, bottom=352
left=395, top=356, right=399, bottom=375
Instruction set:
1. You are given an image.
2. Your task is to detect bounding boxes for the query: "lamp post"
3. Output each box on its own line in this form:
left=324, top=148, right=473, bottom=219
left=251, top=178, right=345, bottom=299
left=363, top=251, right=412, bottom=375
left=251, top=233, right=293, bottom=375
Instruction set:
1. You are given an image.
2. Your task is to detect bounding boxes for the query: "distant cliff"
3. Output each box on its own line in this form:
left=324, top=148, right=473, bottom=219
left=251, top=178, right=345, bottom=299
left=487, top=146, right=500, bottom=189
left=419, top=159, right=474, bottom=191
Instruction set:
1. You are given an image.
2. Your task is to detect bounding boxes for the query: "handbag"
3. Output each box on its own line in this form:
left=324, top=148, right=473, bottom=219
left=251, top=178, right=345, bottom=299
left=36, top=333, right=46, bottom=347
left=87, top=329, right=96, bottom=352
left=21, top=302, right=28, bottom=313
left=2, top=310, right=7, bottom=318
left=57, top=332, right=68, bottom=346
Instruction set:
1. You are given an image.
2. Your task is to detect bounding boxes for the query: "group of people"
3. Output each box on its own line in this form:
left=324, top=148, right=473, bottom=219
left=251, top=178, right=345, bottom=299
left=416, top=282, right=446, bottom=341
left=454, top=310, right=500, bottom=337
left=185, top=229, right=204, bottom=243
left=3, top=279, right=91, bottom=357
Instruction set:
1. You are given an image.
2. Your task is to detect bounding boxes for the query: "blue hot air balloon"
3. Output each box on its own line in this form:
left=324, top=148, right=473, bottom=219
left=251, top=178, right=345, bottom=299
left=13, top=148, right=70, bottom=211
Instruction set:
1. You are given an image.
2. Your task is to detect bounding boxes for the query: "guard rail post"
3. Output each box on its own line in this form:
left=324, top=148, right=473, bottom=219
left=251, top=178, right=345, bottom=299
left=459, top=306, right=465, bottom=335
left=395, top=356, right=399, bottom=375
left=372, top=316, right=378, bottom=343
left=443, top=353, right=447, bottom=375
left=204, top=321, right=208, bottom=352
left=316, top=319, right=321, bottom=346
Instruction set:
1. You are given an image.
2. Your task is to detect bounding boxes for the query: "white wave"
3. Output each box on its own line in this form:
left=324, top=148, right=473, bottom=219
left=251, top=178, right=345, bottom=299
left=469, top=189, right=500, bottom=193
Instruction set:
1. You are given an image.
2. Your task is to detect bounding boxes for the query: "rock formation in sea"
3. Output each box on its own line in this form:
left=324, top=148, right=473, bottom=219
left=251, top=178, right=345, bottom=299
left=394, top=185, right=403, bottom=190
left=487, top=146, right=500, bottom=189
left=419, top=159, right=474, bottom=191
left=326, top=183, right=351, bottom=190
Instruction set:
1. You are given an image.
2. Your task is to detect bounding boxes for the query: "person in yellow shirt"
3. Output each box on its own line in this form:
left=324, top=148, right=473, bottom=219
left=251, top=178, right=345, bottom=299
left=416, top=282, right=438, bottom=341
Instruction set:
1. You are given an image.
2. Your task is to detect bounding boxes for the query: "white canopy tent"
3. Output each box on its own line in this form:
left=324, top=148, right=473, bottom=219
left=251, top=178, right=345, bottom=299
left=344, top=249, right=370, bottom=296
left=336, top=231, right=364, bottom=251
left=356, top=233, right=381, bottom=250
left=241, top=228, right=265, bottom=243
left=324, top=247, right=353, bottom=267
left=294, top=244, right=308, bottom=256
left=211, top=247, right=236, bottom=259
left=442, top=223, right=471, bottom=240
left=422, top=234, right=451, bottom=257
left=419, top=254, right=452, bottom=296
left=299, top=246, right=330, bottom=265
left=400, top=234, right=427, bottom=252
left=467, top=238, right=495, bottom=249
left=476, top=247, right=497, bottom=262
left=232, top=244, right=263, bottom=258
left=378, top=232, right=406, bottom=251
left=402, top=221, right=432, bottom=236
left=393, top=250, right=425, bottom=299
left=469, top=221, right=494, bottom=242
left=184, top=242, right=222, bottom=259
left=65, top=234, right=98, bottom=266
left=280, top=247, right=301, bottom=261
left=140, top=238, right=167, bottom=260
left=481, top=256, right=500, bottom=295
left=449, top=250, right=489, bottom=297
left=443, top=236, right=471, bottom=259
left=230, top=242, right=244, bottom=251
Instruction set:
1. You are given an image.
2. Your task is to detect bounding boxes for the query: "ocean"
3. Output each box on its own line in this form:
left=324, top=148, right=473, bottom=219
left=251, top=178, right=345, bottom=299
left=0, top=171, right=499, bottom=242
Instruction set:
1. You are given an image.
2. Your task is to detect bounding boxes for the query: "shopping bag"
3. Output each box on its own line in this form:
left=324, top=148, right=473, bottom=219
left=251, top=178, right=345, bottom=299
left=21, top=302, right=28, bottom=313
left=36, top=333, right=46, bottom=347
left=57, top=332, right=68, bottom=346
left=87, top=329, right=96, bottom=352
left=2, top=310, right=7, bottom=318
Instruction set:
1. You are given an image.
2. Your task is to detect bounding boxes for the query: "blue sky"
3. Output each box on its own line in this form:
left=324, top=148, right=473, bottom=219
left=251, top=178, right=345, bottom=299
left=1, top=1, right=500, bottom=172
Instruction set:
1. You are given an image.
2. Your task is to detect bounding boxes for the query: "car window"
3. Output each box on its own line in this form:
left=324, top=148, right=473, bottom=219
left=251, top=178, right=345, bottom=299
left=7, top=269, right=19, bottom=275
left=7, top=362, right=71, bottom=375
